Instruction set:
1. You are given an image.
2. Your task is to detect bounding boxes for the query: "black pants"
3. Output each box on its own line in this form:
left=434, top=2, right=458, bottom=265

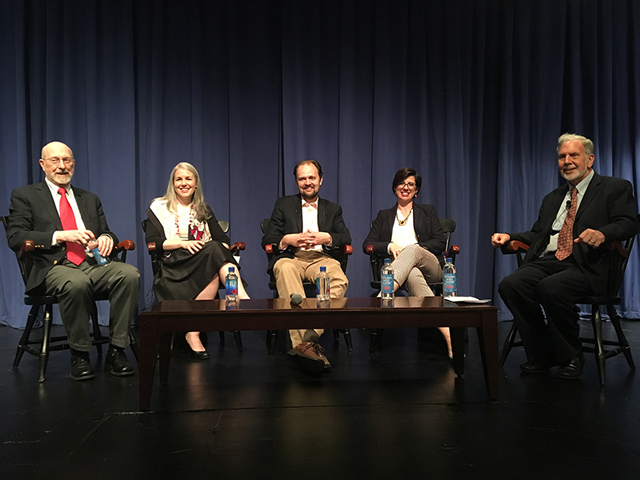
left=498, top=255, right=594, bottom=364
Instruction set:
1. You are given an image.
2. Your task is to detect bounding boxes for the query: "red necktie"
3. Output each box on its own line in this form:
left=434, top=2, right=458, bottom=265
left=555, top=187, right=577, bottom=261
left=58, top=187, right=85, bottom=265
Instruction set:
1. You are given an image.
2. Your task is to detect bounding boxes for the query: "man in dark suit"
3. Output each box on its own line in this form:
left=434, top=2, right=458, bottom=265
left=6, top=141, right=140, bottom=381
left=492, top=133, right=638, bottom=379
left=262, top=159, right=351, bottom=373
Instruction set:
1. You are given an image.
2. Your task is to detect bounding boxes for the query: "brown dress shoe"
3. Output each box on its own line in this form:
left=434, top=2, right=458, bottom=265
left=288, top=342, right=330, bottom=374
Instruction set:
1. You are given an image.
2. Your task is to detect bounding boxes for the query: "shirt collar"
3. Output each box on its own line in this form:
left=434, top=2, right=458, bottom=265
left=571, top=170, right=594, bottom=195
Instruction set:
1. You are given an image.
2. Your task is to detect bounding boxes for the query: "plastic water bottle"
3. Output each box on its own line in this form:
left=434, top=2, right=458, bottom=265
left=316, top=266, right=330, bottom=301
left=443, top=258, right=457, bottom=297
left=225, top=267, right=239, bottom=302
left=381, top=258, right=394, bottom=299
left=87, top=240, right=108, bottom=266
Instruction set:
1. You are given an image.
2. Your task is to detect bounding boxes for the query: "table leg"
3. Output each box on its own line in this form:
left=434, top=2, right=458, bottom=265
left=138, top=328, right=159, bottom=411
left=158, top=332, right=173, bottom=384
left=477, top=311, right=499, bottom=399
left=451, top=327, right=466, bottom=377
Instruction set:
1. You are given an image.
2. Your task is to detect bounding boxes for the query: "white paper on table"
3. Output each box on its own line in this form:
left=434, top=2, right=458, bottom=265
left=444, top=296, right=491, bottom=304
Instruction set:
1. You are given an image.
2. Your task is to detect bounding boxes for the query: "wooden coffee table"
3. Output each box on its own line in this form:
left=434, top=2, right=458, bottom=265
left=138, top=296, right=498, bottom=410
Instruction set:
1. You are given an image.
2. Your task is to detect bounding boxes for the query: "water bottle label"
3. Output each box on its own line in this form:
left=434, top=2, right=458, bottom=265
left=381, top=273, right=394, bottom=294
left=226, top=278, right=238, bottom=296
left=443, top=273, right=457, bottom=294
left=91, top=247, right=108, bottom=266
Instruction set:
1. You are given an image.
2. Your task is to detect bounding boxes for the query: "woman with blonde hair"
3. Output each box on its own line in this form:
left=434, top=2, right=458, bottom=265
left=145, top=162, right=249, bottom=358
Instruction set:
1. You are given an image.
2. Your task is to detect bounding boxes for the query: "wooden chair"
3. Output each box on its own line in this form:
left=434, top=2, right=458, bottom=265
left=1, top=215, right=138, bottom=382
left=500, top=237, right=636, bottom=386
left=141, top=218, right=245, bottom=350
left=364, top=218, right=460, bottom=352
left=261, top=218, right=353, bottom=354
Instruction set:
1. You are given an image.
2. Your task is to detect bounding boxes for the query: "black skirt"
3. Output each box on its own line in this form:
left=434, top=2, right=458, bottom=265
left=153, top=241, right=238, bottom=302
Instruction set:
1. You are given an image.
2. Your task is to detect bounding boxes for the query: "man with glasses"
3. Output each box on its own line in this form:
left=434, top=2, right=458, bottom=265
left=6, top=141, right=140, bottom=381
left=262, top=159, right=351, bottom=374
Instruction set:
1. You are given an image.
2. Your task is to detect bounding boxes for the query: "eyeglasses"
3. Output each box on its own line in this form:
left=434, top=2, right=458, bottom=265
left=397, top=182, right=416, bottom=189
left=44, top=157, right=75, bottom=166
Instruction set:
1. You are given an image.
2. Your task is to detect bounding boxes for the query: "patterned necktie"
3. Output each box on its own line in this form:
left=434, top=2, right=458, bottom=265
left=555, top=187, right=577, bottom=261
left=58, top=187, right=85, bottom=265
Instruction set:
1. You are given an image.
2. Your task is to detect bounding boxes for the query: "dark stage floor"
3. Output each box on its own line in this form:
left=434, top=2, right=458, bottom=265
left=1, top=319, right=640, bottom=479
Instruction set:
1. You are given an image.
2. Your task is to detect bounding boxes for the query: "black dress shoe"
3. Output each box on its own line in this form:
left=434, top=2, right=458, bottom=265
left=190, top=350, right=211, bottom=360
left=557, top=353, right=585, bottom=380
left=70, top=354, right=95, bottom=381
left=520, top=359, right=550, bottom=374
left=105, top=347, right=134, bottom=377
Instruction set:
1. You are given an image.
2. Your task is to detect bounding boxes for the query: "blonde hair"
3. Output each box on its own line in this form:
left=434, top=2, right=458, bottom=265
left=158, top=162, right=210, bottom=222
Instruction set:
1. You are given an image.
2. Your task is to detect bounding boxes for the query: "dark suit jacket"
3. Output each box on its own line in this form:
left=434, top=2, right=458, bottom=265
left=362, top=203, right=446, bottom=266
left=6, top=182, right=118, bottom=293
left=261, top=194, right=352, bottom=274
left=510, top=172, right=638, bottom=296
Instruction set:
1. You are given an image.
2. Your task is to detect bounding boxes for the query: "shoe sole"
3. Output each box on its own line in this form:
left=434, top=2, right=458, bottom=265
left=70, top=372, right=96, bottom=381
left=105, top=364, right=134, bottom=377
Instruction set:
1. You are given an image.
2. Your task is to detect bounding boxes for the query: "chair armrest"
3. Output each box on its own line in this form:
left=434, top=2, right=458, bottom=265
left=447, top=244, right=460, bottom=256
left=147, top=242, right=157, bottom=252
left=265, top=244, right=275, bottom=254
left=18, top=240, right=36, bottom=259
left=228, top=241, right=246, bottom=254
left=365, top=245, right=375, bottom=255
left=501, top=240, right=530, bottom=255
left=115, top=240, right=136, bottom=251
left=344, top=245, right=353, bottom=255
left=609, top=241, right=628, bottom=257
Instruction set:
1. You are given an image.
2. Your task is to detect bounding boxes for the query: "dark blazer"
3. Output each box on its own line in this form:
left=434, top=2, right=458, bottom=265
left=510, top=172, right=638, bottom=295
left=261, top=194, right=352, bottom=274
left=6, top=182, right=118, bottom=293
left=144, top=205, right=230, bottom=256
left=362, top=203, right=447, bottom=265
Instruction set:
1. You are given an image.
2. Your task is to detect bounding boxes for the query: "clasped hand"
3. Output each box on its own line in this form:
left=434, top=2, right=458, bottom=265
left=58, top=230, right=114, bottom=257
left=284, top=229, right=331, bottom=249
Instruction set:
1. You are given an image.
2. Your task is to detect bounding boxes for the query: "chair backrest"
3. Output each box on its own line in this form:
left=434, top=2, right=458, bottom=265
left=218, top=220, right=229, bottom=234
left=440, top=218, right=456, bottom=253
left=606, top=235, right=636, bottom=297
left=260, top=218, right=270, bottom=234
left=1, top=215, right=31, bottom=288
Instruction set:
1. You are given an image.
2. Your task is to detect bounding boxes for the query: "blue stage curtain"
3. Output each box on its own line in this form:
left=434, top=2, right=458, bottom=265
left=1, top=0, right=639, bottom=327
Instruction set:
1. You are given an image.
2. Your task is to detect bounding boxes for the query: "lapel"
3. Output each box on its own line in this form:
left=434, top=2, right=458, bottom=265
left=71, top=186, right=88, bottom=225
left=293, top=194, right=303, bottom=232
left=386, top=204, right=398, bottom=235
left=575, top=172, right=600, bottom=223
left=317, top=197, right=326, bottom=231
left=35, top=182, right=63, bottom=230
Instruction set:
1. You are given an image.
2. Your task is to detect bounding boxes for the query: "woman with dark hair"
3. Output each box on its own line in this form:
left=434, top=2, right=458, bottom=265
left=362, top=167, right=451, bottom=357
left=145, top=162, right=249, bottom=358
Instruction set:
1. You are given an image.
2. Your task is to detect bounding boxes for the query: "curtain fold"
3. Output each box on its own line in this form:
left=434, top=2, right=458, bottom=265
left=1, top=0, right=639, bottom=327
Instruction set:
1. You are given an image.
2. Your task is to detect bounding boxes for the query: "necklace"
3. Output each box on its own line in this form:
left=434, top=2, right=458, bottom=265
left=396, top=208, right=413, bottom=226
